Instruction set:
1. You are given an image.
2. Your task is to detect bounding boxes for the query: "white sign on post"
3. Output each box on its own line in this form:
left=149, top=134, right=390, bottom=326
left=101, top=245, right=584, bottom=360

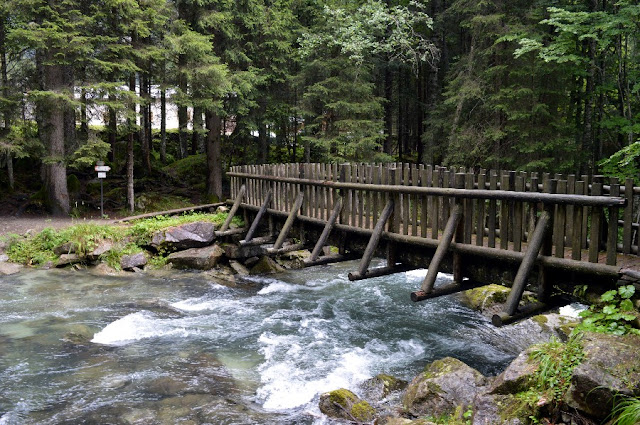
left=95, top=165, right=111, bottom=172
left=97, top=172, right=107, bottom=179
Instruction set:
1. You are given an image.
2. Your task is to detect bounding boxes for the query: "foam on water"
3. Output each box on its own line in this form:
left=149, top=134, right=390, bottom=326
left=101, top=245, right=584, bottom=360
left=91, top=311, right=193, bottom=346
left=559, top=302, right=588, bottom=318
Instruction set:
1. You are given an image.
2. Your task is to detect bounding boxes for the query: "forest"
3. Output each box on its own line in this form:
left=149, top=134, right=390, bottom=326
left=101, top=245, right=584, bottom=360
left=0, top=0, right=638, bottom=216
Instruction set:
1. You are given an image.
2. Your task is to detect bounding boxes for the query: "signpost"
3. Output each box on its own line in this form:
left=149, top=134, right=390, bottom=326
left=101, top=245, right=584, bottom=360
left=95, top=162, right=111, bottom=218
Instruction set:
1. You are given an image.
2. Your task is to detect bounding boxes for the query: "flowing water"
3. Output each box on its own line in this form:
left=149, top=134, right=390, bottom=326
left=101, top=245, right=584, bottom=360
left=0, top=260, right=547, bottom=424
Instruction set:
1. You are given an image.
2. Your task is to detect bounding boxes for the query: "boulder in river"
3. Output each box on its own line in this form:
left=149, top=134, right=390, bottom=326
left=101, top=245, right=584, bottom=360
left=250, top=256, right=285, bottom=275
left=167, top=244, right=224, bottom=270
left=56, top=253, right=83, bottom=267
left=151, top=221, right=216, bottom=251
left=319, top=388, right=377, bottom=423
left=565, top=332, right=640, bottom=420
left=402, top=357, right=487, bottom=418
left=120, top=252, right=148, bottom=271
left=0, top=262, right=22, bottom=275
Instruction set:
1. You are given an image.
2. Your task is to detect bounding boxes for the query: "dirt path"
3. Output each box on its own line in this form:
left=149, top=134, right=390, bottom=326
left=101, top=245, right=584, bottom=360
left=0, top=216, right=116, bottom=238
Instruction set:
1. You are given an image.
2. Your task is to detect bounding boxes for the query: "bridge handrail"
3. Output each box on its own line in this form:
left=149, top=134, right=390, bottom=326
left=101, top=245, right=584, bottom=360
left=226, top=171, right=626, bottom=207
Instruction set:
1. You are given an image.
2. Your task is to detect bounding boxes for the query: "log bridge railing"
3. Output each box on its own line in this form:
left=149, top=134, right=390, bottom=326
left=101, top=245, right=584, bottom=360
left=226, top=163, right=639, bottom=325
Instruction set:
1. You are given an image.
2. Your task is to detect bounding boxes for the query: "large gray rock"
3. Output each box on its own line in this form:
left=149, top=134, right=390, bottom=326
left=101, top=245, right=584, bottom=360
left=86, top=241, right=114, bottom=261
left=120, top=252, right=148, bottom=270
left=151, top=222, right=216, bottom=251
left=565, top=332, right=640, bottom=419
left=223, top=243, right=267, bottom=259
left=56, top=253, right=83, bottom=267
left=54, top=242, right=77, bottom=256
left=0, top=262, right=22, bottom=275
left=319, top=388, right=377, bottom=423
left=489, top=347, right=538, bottom=395
left=167, top=245, right=224, bottom=270
left=471, top=393, right=524, bottom=425
left=402, top=357, right=487, bottom=418
left=250, top=256, right=285, bottom=275
left=359, top=374, right=408, bottom=403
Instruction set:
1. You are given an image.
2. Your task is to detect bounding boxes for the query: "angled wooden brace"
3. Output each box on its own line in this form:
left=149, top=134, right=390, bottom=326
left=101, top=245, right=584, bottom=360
left=216, top=185, right=247, bottom=237
left=411, top=203, right=463, bottom=302
left=241, top=190, right=273, bottom=245
left=491, top=209, right=553, bottom=326
left=348, top=199, right=398, bottom=281
left=308, top=197, right=343, bottom=263
left=267, top=192, right=305, bottom=254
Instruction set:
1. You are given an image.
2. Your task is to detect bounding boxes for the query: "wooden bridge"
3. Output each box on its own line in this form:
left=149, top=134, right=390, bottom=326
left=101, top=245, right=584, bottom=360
left=223, top=163, right=640, bottom=325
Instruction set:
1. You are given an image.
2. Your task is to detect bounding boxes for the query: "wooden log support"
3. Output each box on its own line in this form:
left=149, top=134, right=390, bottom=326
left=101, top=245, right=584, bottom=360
left=492, top=297, right=566, bottom=327
left=267, top=243, right=306, bottom=256
left=240, top=235, right=275, bottom=247
left=309, top=197, right=344, bottom=262
left=218, top=184, right=247, bottom=233
left=347, top=199, right=394, bottom=281
left=415, top=203, right=463, bottom=295
left=272, top=192, right=304, bottom=250
left=241, top=190, right=273, bottom=244
left=349, top=264, right=415, bottom=281
left=304, top=253, right=358, bottom=268
left=503, top=209, right=553, bottom=316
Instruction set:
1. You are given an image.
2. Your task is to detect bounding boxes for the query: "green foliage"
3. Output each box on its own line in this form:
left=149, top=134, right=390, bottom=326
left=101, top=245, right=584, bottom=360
left=5, top=212, right=241, bottom=267
left=611, top=396, right=640, bottom=425
left=68, top=135, right=111, bottom=171
left=578, top=285, right=640, bottom=336
left=598, top=142, right=640, bottom=185
left=529, top=334, right=584, bottom=406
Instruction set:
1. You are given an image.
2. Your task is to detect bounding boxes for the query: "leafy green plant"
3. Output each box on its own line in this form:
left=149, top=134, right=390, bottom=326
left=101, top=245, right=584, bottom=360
left=578, top=285, right=639, bottom=336
left=611, top=396, right=640, bottom=425
left=529, top=333, right=585, bottom=406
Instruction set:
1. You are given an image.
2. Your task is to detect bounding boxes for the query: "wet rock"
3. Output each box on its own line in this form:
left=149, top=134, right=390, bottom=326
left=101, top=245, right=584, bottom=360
left=472, top=393, right=525, bottom=425
left=360, top=374, right=408, bottom=403
left=54, top=242, right=77, bottom=256
left=90, top=262, right=120, bottom=276
left=489, top=347, right=537, bottom=395
left=120, top=252, right=147, bottom=270
left=151, top=221, right=216, bottom=251
left=459, top=285, right=537, bottom=317
left=277, top=249, right=311, bottom=269
left=319, top=388, right=377, bottom=423
left=56, top=253, right=83, bottom=267
left=244, top=256, right=260, bottom=267
left=250, top=256, right=285, bottom=275
left=167, top=244, right=225, bottom=270
left=146, top=376, right=189, bottom=396
left=529, top=313, right=579, bottom=342
left=565, top=332, right=640, bottom=420
left=229, top=260, right=250, bottom=275
left=402, top=357, right=487, bottom=418
left=223, top=243, right=267, bottom=259
left=0, top=262, right=22, bottom=275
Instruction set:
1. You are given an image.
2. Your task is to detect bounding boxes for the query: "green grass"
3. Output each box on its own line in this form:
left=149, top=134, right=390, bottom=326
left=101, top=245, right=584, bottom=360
left=611, top=396, right=640, bottom=425
left=5, top=211, right=243, bottom=268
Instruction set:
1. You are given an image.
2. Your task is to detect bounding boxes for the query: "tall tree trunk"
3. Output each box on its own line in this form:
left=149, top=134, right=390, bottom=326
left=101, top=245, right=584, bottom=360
left=79, top=88, right=88, bottom=142
left=192, top=106, right=203, bottom=155
left=127, top=73, right=136, bottom=213
left=178, top=55, right=188, bottom=159
left=383, top=65, right=393, bottom=155
left=204, top=110, right=223, bottom=200
left=1, top=15, right=13, bottom=190
left=140, top=71, right=151, bottom=174
left=63, top=65, right=76, bottom=156
left=160, top=86, right=167, bottom=163
left=258, top=121, right=268, bottom=164
left=39, top=51, right=70, bottom=216
left=108, top=98, right=117, bottom=163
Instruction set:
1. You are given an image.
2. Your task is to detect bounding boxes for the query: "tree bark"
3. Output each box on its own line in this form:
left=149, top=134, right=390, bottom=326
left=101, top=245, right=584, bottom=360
left=383, top=65, right=393, bottom=155
left=160, top=86, right=167, bottom=163
left=178, top=55, right=188, bottom=159
left=204, top=110, right=223, bottom=200
left=108, top=97, right=117, bottom=163
left=192, top=106, right=203, bottom=155
left=258, top=121, right=268, bottom=164
left=1, top=15, right=13, bottom=190
left=140, top=71, right=151, bottom=174
left=127, top=73, right=136, bottom=213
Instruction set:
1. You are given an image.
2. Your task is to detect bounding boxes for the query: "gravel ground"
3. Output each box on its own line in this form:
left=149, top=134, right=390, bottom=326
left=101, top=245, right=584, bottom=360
left=0, top=216, right=116, bottom=238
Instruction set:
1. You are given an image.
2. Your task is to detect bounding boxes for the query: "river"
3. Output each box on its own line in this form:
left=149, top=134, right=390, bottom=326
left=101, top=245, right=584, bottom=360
left=0, top=260, right=544, bottom=424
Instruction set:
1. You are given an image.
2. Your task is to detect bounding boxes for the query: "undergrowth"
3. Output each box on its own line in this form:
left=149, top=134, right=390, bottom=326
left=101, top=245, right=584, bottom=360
left=5, top=212, right=242, bottom=268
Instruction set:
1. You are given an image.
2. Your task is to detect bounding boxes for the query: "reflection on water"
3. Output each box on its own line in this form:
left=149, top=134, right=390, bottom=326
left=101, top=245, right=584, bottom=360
left=0, top=261, right=538, bottom=424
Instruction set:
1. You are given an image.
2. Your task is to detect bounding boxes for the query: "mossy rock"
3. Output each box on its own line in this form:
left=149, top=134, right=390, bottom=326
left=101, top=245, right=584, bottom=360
left=459, top=284, right=510, bottom=313
left=319, top=388, right=376, bottom=422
